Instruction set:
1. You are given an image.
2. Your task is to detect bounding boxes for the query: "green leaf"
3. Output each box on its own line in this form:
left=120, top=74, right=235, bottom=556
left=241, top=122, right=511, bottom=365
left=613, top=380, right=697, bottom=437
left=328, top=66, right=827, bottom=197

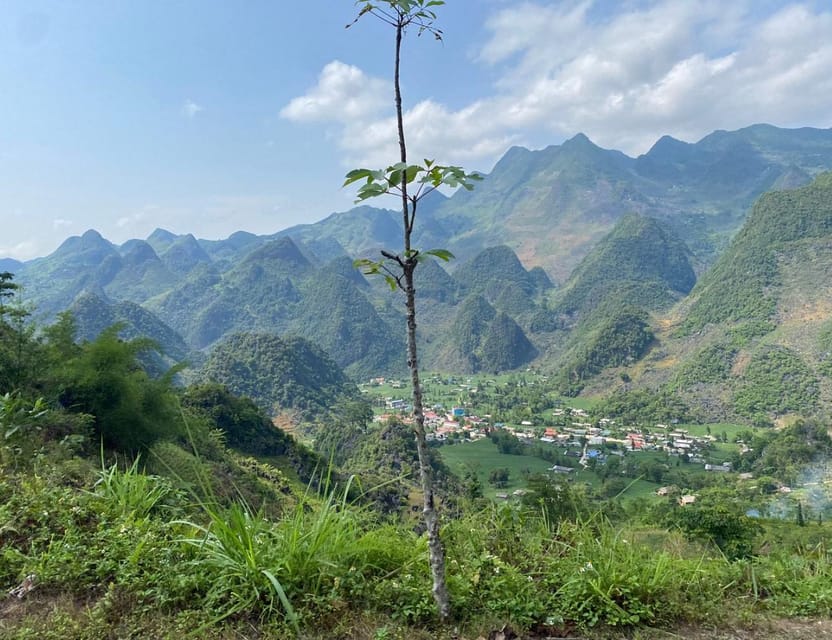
left=423, top=248, right=455, bottom=262
left=384, top=275, right=399, bottom=291
left=388, top=168, right=402, bottom=187
left=404, top=164, right=421, bottom=183
left=343, top=168, right=374, bottom=186
left=355, top=183, right=387, bottom=201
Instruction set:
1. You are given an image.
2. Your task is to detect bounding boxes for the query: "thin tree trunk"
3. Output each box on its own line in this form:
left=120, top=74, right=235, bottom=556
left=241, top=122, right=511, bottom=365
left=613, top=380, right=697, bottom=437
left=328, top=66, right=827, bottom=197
left=393, top=12, right=451, bottom=620
left=404, top=262, right=450, bottom=619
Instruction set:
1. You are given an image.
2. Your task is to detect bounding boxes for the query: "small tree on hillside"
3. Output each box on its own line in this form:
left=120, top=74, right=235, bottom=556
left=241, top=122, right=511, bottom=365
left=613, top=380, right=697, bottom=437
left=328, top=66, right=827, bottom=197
left=344, top=0, right=481, bottom=620
left=489, top=467, right=510, bottom=488
left=0, top=272, right=36, bottom=392
left=0, top=272, right=19, bottom=315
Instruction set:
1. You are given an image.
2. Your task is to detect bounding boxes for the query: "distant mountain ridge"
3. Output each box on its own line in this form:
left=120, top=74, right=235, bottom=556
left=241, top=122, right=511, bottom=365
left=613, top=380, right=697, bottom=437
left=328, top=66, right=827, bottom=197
left=7, top=125, right=832, bottom=409
left=434, top=124, right=832, bottom=279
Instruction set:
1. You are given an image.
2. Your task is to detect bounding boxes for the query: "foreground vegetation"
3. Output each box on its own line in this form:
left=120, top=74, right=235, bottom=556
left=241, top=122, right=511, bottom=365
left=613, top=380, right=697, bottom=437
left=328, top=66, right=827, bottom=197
left=4, top=450, right=832, bottom=639
left=4, top=270, right=832, bottom=637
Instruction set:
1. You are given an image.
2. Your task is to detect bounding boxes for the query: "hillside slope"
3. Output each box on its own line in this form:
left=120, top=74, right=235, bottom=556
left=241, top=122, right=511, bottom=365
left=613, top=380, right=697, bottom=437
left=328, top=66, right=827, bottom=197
left=628, top=172, right=832, bottom=420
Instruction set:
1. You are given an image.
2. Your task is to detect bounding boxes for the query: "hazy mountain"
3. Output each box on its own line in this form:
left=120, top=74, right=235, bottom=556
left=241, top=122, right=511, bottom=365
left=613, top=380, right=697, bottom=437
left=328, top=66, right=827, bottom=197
left=107, top=240, right=180, bottom=301
left=69, top=290, right=192, bottom=375
left=145, top=228, right=181, bottom=254
left=274, top=125, right=832, bottom=281
left=198, top=230, right=264, bottom=266
left=0, top=258, right=23, bottom=273
left=291, top=268, right=404, bottom=377
left=455, top=245, right=546, bottom=299
left=10, top=125, right=832, bottom=397
left=155, top=237, right=310, bottom=349
left=413, top=258, right=457, bottom=303
left=17, top=230, right=120, bottom=316
left=159, top=234, right=212, bottom=276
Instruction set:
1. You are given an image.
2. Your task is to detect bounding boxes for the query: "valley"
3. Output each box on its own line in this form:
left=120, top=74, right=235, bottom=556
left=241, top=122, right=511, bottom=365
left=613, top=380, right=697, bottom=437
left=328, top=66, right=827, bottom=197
left=9, top=127, right=832, bottom=422
left=4, top=127, right=832, bottom=639
left=5, top=0, right=832, bottom=635
left=359, top=372, right=827, bottom=518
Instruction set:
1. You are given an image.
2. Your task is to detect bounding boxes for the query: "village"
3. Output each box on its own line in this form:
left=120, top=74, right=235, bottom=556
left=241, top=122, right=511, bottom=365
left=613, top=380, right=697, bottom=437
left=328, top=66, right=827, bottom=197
left=359, top=374, right=741, bottom=497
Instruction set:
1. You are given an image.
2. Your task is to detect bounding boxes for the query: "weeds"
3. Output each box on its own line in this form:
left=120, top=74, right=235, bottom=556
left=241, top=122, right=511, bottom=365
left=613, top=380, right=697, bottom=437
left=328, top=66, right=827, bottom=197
left=92, top=454, right=175, bottom=520
left=5, top=438, right=832, bottom=638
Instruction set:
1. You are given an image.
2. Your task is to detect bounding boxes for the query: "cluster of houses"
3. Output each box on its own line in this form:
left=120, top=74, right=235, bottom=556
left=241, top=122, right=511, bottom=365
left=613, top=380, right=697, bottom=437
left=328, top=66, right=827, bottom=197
left=374, top=403, right=492, bottom=442
left=366, top=381, right=734, bottom=476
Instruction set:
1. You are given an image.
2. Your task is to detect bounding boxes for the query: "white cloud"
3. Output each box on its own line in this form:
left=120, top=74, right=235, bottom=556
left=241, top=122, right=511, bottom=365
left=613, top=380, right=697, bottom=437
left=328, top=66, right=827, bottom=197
left=283, top=1, right=832, bottom=170
left=0, top=240, right=38, bottom=261
left=181, top=99, right=204, bottom=118
left=115, top=209, right=148, bottom=230
left=472, top=0, right=832, bottom=154
left=280, top=60, right=388, bottom=123
left=52, top=218, right=73, bottom=230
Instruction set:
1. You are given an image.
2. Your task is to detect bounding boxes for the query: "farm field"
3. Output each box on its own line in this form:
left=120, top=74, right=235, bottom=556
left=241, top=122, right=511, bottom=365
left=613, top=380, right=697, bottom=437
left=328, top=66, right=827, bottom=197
left=439, top=438, right=664, bottom=501
left=438, top=438, right=553, bottom=498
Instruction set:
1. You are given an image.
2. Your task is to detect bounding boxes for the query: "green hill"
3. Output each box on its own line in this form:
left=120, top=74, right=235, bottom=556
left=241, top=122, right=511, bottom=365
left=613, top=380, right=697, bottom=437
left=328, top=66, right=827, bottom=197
left=291, top=269, right=404, bottom=377
left=158, top=233, right=213, bottom=276
left=10, top=126, right=832, bottom=385
left=553, top=213, right=695, bottom=321
left=435, top=294, right=537, bottom=373
left=454, top=245, right=546, bottom=299
left=684, top=172, right=832, bottom=333
left=557, top=305, right=655, bottom=396
left=69, top=291, right=191, bottom=371
left=634, top=172, right=832, bottom=421
left=17, top=229, right=121, bottom=316
left=544, top=214, right=691, bottom=393
left=198, top=332, right=358, bottom=420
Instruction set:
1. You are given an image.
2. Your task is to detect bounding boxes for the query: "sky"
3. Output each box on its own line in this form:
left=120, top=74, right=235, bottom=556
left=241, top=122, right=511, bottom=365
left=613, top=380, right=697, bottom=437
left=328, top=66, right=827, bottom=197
left=2, top=0, right=831, bottom=261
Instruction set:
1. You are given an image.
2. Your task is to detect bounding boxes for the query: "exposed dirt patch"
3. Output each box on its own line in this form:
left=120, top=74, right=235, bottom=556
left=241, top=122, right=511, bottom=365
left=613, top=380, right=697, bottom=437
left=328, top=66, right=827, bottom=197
left=272, top=412, right=300, bottom=435
left=4, top=593, right=832, bottom=640
left=627, top=619, right=832, bottom=640
left=731, top=350, right=752, bottom=376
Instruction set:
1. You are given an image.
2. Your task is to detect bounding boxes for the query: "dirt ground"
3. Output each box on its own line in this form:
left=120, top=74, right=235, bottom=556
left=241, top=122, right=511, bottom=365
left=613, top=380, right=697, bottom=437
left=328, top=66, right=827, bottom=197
left=3, top=592, right=832, bottom=640
left=515, top=619, right=832, bottom=640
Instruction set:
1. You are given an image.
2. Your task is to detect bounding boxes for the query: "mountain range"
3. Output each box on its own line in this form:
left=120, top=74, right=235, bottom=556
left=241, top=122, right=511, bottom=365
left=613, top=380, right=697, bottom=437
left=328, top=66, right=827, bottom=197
left=7, top=124, right=832, bottom=422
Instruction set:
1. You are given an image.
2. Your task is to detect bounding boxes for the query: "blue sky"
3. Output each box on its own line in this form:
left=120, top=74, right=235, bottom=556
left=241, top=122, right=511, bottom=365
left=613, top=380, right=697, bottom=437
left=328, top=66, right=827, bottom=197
left=2, top=0, right=831, bottom=260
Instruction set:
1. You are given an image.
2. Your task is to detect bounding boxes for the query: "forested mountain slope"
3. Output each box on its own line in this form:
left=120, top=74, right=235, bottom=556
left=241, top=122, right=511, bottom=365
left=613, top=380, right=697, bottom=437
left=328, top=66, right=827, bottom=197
left=622, top=172, right=832, bottom=421
left=7, top=125, right=832, bottom=389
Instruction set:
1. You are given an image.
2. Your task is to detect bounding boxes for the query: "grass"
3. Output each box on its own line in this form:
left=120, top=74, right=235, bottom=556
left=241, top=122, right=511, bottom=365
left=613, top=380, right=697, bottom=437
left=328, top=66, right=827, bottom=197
left=438, top=438, right=553, bottom=497
left=7, top=449, right=832, bottom=639
left=706, top=442, right=735, bottom=464
left=574, top=470, right=662, bottom=502
left=93, top=454, right=174, bottom=520
left=439, top=439, right=667, bottom=502
left=678, top=422, right=762, bottom=440
left=362, top=372, right=603, bottom=423
left=554, top=394, right=602, bottom=411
